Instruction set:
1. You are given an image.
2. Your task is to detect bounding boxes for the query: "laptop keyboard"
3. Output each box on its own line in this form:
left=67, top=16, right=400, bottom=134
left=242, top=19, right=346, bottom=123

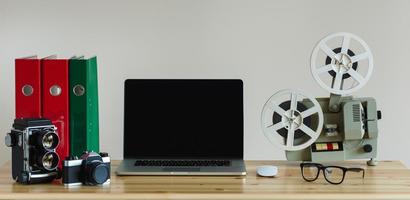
left=134, top=160, right=231, bottom=167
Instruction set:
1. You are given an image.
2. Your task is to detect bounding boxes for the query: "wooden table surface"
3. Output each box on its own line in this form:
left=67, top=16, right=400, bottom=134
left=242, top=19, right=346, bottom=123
left=1, top=160, right=410, bottom=200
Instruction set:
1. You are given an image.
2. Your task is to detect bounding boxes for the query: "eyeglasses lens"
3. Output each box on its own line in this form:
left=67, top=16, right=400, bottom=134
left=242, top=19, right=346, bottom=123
left=302, top=165, right=319, bottom=181
left=324, top=167, right=344, bottom=184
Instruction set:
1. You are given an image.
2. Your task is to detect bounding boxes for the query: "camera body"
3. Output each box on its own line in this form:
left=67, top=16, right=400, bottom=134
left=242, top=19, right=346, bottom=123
left=5, top=118, right=60, bottom=184
left=63, top=151, right=110, bottom=186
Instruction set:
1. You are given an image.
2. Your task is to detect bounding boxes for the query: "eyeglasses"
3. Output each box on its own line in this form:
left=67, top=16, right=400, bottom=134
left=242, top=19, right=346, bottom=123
left=300, top=163, right=365, bottom=184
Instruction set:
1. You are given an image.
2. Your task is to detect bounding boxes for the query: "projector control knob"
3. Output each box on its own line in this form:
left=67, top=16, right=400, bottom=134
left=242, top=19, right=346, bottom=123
left=363, top=144, right=373, bottom=153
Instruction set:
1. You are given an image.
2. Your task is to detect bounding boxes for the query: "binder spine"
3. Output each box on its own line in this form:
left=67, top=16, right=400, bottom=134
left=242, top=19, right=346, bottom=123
left=41, top=59, right=70, bottom=168
left=69, top=59, right=87, bottom=157
left=69, top=57, right=99, bottom=157
left=15, top=59, right=42, bottom=118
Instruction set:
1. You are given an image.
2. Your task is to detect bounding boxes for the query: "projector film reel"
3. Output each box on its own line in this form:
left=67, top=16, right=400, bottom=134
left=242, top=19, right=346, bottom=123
left=261, top=89, right=324, bottom=151
left=311, top=32, right=374, bottom=95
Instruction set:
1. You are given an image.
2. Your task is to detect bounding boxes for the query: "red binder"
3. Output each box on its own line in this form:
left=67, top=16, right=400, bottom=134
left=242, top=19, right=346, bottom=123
left=41, top=56, right=70, bottom=168
left=15, top=56, right=42, bottom=118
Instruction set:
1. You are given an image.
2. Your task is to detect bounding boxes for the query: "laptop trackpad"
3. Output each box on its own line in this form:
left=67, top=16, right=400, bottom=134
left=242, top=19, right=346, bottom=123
left=162, top=168, right=200, bottom=172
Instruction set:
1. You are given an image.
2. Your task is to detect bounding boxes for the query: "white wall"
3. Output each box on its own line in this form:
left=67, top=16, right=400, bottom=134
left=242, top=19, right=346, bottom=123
left=0, top=0, right=409, bottom=167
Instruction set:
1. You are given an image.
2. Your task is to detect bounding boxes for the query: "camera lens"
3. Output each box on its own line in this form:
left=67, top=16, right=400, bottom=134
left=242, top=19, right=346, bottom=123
left=31, top=129, right=59, bottom=150
left=38, top=151, right=59, bottom=171
left=41, top=131, right=59, bottom=150
left=85, top=162, right=109, bottom=185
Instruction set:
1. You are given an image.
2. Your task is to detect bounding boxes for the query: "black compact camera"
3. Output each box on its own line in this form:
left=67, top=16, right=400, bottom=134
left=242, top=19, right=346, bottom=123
left=63, top=151, right=110, bottom=186
left=5, top=118, right=60, bottom=184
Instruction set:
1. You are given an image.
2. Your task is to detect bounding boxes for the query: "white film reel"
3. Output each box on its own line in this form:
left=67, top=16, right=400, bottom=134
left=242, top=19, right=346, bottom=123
left=311, top=32, right=374, bottom=95
left=261, top=89, right=324, bottom=151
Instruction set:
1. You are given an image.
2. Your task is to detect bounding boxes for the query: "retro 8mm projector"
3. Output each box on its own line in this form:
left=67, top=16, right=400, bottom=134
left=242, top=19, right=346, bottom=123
left=261, top=32, right=381, bottom=166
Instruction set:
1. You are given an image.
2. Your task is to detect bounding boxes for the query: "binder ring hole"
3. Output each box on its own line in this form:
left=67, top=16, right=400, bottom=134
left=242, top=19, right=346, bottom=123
left=22, top=85, right=33, bottom=96
left=50, top=85, right=62, bottom=96
left=73, top=84, right=85, bottom=96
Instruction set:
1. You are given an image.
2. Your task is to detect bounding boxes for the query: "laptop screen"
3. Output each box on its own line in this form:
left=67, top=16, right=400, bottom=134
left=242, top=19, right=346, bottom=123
left=123, top=79, right=243, bottom=159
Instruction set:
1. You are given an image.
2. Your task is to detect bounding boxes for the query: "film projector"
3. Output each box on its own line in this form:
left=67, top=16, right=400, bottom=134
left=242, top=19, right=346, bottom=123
left=261, top=32, right=382, bottom=166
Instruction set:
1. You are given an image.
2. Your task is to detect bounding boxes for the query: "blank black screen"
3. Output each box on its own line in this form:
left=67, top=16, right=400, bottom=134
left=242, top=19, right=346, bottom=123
left=123, top=79, right=243, bottom=159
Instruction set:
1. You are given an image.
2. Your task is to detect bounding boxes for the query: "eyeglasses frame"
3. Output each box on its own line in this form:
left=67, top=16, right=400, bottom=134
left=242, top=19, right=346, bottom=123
left=300, top=162, right=365, bottom=184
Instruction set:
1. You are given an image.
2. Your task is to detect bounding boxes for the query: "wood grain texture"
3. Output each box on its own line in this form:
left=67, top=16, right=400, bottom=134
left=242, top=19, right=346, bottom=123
left=1, top=160, right=410, bottom=200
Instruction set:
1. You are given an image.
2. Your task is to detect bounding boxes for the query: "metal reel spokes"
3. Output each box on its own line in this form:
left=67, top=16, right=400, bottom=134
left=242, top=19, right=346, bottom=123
left=261, top=89, right=324, bottom=151
left=311, top=32, right=374, bottom=95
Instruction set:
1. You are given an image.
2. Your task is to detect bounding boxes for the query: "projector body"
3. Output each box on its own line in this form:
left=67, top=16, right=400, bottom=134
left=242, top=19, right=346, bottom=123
left=285, top=94, right=380, bottom=165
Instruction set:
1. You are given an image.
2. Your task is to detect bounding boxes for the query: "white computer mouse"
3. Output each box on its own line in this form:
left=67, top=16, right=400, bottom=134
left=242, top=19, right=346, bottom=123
left=256, top=165, right=278, bottom=177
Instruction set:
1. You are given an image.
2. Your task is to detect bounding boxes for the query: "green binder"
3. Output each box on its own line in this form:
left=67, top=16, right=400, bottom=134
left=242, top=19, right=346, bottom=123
left=69, top=56, right=99, bottom=157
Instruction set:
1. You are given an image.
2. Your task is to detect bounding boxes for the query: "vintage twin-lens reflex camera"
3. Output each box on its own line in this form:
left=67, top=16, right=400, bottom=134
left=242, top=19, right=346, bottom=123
left=63, top=151, right=110, bottom=186
left=5, top=118, right=60, bottom=184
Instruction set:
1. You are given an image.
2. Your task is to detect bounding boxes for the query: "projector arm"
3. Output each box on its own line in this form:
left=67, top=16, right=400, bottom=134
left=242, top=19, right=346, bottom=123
left=329, top=93, right=343, bottom=112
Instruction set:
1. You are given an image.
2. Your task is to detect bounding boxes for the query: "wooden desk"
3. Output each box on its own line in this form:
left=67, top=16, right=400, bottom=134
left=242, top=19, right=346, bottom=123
left=1, top=160, right=410, bottom=200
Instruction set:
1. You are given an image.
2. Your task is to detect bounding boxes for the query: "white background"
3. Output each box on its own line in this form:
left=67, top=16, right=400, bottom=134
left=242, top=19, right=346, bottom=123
left=0, top=0, right=409, bottom=167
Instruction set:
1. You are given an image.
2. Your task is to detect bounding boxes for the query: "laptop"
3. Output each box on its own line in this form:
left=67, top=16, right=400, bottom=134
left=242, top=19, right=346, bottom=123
left=116, top=79, right=247, bottom=175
